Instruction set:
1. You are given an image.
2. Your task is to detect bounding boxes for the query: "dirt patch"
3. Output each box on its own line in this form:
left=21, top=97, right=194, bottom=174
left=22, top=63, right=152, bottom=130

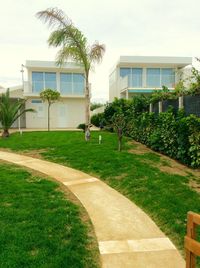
left=22, top=149, right=48, bottom=159
left=189, top=180, right=200, bottom=193
left=128, top=140, right=200, bottom=179
left=114, top=173, right=128, bottom=180
left=128, top=141, right=151, bottom=155
left=158, top=165, right=188, bottom=177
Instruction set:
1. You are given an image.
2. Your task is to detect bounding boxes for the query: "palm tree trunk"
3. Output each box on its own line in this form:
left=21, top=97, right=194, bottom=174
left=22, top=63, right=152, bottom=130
left=2, top=129, right=9, bottom=138
left=85, top=75, right=90, bottom=126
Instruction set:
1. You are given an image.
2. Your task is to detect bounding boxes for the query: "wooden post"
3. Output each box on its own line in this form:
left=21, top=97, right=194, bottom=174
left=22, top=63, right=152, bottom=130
left=185, top=212, right=200, bottom=268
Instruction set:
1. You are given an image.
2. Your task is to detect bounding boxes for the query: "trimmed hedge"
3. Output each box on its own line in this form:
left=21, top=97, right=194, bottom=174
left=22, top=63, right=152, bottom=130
left=103, top=98, right=200, bottom=167
left=127, top=110, right=200, bottom=167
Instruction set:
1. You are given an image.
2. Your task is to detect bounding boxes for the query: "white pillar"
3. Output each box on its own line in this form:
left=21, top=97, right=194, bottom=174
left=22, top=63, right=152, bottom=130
left=126, top=89, right=129, bottom=100
left=149, top=103, right=153, bottom=113
left=159, top=101, right=163, bottom=113
left=179, top=96, right=184, bottom=109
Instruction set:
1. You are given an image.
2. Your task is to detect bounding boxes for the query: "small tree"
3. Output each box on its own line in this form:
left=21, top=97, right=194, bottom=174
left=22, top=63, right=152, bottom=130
left=0, top=89, right=35, bottom=137
left=40, top=89, right=60, bottom=131
left=112, top=113, right=126, bottom=152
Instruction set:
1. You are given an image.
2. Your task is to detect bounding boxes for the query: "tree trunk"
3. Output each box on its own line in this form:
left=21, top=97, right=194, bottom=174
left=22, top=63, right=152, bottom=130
left=85, top=74, right=91, bottom=139
left=48, top=103, right=50, bottom=131
left=2, top=129, right=9, bottom=138
left=85, top=75, right=90, bottom=125
left=118, top=128, right=122, bottom=151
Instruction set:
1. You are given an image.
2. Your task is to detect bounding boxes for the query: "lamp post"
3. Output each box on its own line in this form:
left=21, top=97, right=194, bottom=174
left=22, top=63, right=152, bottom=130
left=19, top=64, right=24, bottom=134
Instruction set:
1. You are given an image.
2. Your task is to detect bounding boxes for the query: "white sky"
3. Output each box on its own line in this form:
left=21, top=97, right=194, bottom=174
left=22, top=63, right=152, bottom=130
left=1, top=0, right=200, bottom=102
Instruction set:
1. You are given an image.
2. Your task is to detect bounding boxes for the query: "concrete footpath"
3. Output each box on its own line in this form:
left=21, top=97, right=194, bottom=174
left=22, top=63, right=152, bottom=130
left=0, top=151, right=185, bottom=268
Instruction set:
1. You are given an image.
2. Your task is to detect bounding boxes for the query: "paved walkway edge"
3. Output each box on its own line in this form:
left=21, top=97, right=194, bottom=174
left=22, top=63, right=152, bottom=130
left=0, top=151, right=185, bottom=268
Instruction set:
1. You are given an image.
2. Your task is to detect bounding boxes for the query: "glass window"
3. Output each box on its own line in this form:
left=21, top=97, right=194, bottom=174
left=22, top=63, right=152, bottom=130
left=131, top=68, right=143, bottom=87
left=161, top=68, right=175, bottom=88
left=60, top=73, right=73, bottom=94
left=120, top=68, right=131, bottom=77
left=32, top=72, right=43, bottom=93
left=31, top=100, right=42, bottom=104
left=147, top=68, right=160, bottom=88
left=44, top=72, right=56, bottom=89
left=73, top=74, right=84, bottom=95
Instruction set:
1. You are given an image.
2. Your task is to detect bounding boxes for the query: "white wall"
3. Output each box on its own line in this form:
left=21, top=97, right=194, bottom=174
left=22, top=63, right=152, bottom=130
left=25, top=98, right=86, bottom=129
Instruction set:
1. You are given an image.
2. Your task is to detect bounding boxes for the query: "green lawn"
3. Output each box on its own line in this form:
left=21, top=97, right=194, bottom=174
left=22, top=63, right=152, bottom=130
left=0, top=162, right=100, bottom=268
left=0, top=130, right=200, bottom=262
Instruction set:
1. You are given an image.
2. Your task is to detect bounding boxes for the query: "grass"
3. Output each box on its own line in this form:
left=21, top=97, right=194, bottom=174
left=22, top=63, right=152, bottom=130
left=0, top=130, right=200, bottom=262
left=0, top=162, right=100, bottom=268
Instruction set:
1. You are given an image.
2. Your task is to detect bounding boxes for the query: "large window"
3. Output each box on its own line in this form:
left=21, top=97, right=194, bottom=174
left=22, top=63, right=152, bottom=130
left=73, top=74, right=84, bottom=95
left=147, top=68, right=160, bottom=88
left=60, top=73, right=73, bottom=94
left=147, top=68, right=175, bottom=88
left=32, top=72, right=43, bottom=93
left=131, top=68, right=142, bottom=87
left=60, top=73, right=84, bottom=95
left=161, top=68, right=175, bottom=88
left=32, top=72, right=56, bottom=93
left=120, top=68, right=131, bottom=78
left=120, top=68, right=142, bottom=87
left=44, top=72, right=56, bottom=89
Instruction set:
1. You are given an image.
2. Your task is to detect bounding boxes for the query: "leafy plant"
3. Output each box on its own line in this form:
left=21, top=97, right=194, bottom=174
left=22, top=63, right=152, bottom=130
left=0, top=89, right=34, bottom=137
left=90, top=103, right=104, bottom=111
left=91, top=113, right=104, bottom=127
left=40, top=88, right=60, bottom=131
left=188, top=67, right=200, bottom=95
left=77, top=123, right=86, bottom=132
left=112, top=112, right=126, bottom=151
left=174, top=80, right=187, bottom=96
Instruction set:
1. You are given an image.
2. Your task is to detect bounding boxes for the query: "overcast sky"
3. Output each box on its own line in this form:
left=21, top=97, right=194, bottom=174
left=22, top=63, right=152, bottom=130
left=1, top=0, right=200, bottom=102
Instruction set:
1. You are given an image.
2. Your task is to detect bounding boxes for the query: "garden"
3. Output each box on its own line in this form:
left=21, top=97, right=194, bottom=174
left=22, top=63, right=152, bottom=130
left=0, top=130, right=199, bottom=263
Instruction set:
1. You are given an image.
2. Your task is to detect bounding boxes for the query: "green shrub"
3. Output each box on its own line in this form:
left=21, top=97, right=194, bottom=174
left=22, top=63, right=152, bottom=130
left=77, top=123, right=86, bottom=131
left=149, top=110, right=178, bottom=158
left=91, top=113, right=104, bottom=127
left=102, top=97, right=200, bottom=168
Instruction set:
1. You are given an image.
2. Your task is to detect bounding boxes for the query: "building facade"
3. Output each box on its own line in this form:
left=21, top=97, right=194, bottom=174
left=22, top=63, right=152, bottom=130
left=109, top=56, right=192, bottom=102
left=7, top=60, right=86, bottom=129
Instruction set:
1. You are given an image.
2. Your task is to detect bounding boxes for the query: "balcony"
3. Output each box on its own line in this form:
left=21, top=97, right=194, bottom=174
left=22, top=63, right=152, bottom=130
left=120, top=74, right=176, bottom=93
left=23, top=81, right=85, bottom=98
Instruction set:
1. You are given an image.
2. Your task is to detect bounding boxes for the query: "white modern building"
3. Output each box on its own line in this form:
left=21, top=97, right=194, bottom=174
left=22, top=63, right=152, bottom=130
left=2, top=60, right=87, bottom=129
left=109, top=56, right=192, bottom=101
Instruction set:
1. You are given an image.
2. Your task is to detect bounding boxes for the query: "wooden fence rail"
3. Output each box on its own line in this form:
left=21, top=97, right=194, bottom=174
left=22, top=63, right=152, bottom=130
left=185, top=211, right=200, bottom=268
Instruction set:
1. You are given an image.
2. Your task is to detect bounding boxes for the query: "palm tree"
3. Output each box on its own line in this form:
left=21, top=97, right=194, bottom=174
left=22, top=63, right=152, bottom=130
left=0, top=89, right=35, bottom=137
left=36, top=8, right=105, bottom=134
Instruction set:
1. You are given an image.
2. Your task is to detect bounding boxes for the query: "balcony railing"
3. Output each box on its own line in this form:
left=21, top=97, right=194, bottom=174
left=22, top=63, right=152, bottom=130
left=120, top=74, right=176, bottom=92
left=23, top=81, right=85, bottom=96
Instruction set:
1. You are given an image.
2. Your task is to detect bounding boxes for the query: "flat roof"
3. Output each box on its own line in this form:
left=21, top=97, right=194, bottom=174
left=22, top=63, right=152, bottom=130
left=25, top=60, right=84, bottom=71
left=119, top=56, right=192, bottom=65
left=110, top=56, right=192, bottom=73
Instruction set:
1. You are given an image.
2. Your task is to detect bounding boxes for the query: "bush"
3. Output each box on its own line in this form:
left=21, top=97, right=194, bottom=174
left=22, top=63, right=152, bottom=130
left=102, top=96, right=200, bottom=167
left=77, top=123, right=86, bottom=132
left=91, top=113, right=104, bottom=127
left=149, top=110, right=178, bottom=158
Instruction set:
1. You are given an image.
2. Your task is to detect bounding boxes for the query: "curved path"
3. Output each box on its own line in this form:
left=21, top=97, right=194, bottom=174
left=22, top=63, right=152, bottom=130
left=0, top=151, right=185, bottom=268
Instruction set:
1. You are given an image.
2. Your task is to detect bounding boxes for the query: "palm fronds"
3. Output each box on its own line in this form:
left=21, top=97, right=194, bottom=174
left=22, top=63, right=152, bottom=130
left=0, top=89, right=35, bottom=137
